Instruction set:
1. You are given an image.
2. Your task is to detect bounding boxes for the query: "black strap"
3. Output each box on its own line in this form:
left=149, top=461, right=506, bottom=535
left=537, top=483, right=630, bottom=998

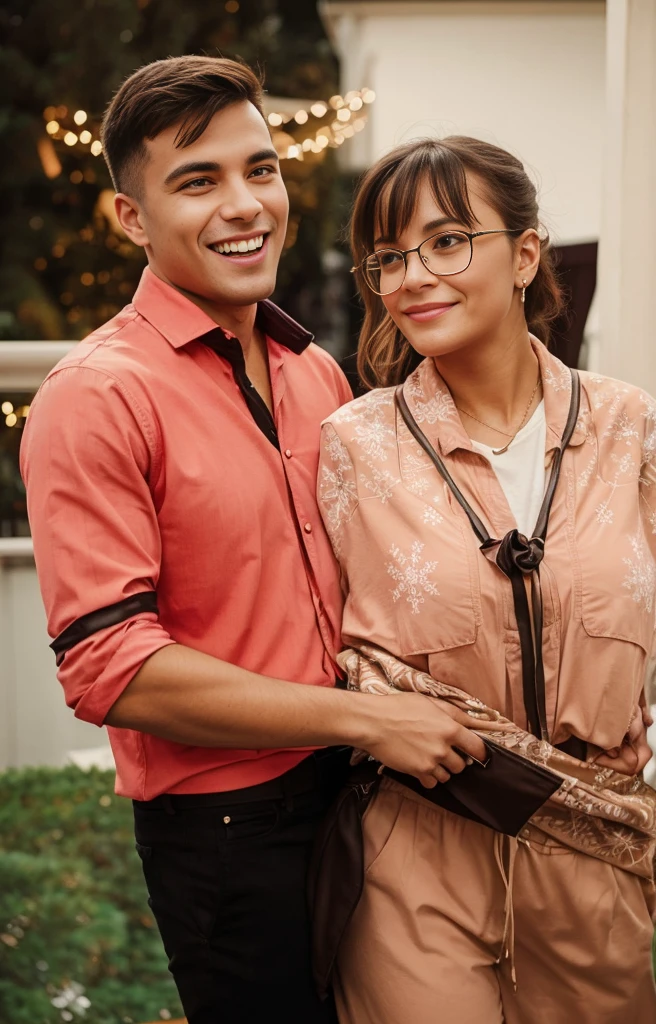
left=50, top=591, right=159, bottom=663
left=395, top=369, right=580, bottom=742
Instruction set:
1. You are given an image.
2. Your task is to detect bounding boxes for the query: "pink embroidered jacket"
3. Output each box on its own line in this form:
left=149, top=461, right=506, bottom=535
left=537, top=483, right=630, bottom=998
left=318, top=342, right=656, bottom=752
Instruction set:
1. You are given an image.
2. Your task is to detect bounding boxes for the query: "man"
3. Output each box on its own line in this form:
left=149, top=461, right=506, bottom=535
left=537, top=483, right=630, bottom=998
left=21, top=56, right=485, bottom=1023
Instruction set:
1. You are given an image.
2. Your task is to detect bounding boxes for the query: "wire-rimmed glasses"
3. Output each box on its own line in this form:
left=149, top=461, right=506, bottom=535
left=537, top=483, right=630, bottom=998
left=352, top=228, right=525, bottom=296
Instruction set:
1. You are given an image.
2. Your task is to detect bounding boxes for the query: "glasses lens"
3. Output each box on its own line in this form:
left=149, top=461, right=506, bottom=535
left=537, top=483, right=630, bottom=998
left=419, top=231, right=472, bottom=276
left=363, top=250, right=406, bottom=295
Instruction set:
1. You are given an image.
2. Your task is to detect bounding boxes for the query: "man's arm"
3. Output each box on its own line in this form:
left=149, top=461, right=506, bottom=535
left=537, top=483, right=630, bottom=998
left=107, top=642, right=487, bottom=788
left=22, top=366, right=486, bottom=788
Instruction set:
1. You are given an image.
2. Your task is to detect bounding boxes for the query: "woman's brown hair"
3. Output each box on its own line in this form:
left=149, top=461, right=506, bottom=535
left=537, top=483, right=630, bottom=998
left=350, top=137, right=564, bottom=389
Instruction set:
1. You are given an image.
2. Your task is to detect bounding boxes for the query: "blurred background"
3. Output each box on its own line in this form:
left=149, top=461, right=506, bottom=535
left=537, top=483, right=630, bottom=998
left=1, top=1, right=655, bottom=1020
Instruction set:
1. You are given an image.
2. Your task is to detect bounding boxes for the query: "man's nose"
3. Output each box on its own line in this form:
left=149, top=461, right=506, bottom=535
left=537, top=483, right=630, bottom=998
left=220, top=177, right=264, bottom=222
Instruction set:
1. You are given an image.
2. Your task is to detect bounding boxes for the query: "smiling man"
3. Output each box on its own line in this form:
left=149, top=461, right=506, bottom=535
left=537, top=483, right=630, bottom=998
left=20, top=56, right=486, bottom=1024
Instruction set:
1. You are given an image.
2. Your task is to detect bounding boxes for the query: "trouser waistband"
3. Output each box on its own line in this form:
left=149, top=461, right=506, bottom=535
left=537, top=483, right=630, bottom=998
left=133, top=745, right=352, bottom=813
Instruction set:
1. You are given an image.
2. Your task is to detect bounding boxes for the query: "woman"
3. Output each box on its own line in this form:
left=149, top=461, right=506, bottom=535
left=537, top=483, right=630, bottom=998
left=317, top=137, right=656, bottom=1023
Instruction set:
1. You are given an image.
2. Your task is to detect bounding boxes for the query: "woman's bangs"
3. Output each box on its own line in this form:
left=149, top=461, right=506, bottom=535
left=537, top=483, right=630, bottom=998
left=373, top=145, right=477, bottom=247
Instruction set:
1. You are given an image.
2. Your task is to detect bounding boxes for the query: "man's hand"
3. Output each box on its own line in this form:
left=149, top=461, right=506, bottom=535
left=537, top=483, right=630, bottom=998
left=360, top=693, right=488, bottom=789
left=592, top=705, right=654, bottom=776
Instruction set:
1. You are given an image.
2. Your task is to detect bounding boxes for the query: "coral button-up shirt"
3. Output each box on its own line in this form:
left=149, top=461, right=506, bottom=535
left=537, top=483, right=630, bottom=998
left=21, top=268, right=351, bottom=799
left=318, top=342, right=656, bottom=752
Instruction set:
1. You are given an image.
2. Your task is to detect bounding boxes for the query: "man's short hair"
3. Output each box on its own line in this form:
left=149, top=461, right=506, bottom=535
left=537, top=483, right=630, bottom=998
left=101, top=55, right=265, bottom=197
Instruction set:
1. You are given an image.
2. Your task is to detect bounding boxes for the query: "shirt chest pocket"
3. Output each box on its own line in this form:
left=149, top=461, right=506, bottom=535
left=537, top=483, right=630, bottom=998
left=382, top=495, right=482, bottom=658
left=574, top=499, right=655, bottom=655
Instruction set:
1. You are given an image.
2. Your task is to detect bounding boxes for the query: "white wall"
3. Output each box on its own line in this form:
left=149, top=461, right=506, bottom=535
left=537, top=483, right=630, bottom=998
left=0, top=556, right=103, bottom=769
left=323, top=1, right=605, bottom=245
left=0, top=343, right=111, bottom=770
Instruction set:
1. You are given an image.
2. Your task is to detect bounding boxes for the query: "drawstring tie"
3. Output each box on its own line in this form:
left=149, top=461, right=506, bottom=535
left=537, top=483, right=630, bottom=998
left=493, top=832, right=528, bottom=990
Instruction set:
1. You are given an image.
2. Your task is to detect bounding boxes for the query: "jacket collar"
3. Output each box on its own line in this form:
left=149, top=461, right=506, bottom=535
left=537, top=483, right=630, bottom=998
left=131, top=266, right=313, bottom=354
left=401, top=337, right=588, bottom=458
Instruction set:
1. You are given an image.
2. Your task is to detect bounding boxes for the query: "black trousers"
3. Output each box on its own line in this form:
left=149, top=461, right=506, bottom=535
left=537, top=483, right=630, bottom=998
left=133, top=748, right=351, bottom=1024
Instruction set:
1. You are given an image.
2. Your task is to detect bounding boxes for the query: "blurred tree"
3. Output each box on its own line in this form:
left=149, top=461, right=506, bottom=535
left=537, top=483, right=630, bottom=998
left=0, top=0, right=341, bottom=342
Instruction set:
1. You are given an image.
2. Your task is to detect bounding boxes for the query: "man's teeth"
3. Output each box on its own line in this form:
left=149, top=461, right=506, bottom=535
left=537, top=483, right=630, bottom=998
left=214, top=235, right=265, bottom=255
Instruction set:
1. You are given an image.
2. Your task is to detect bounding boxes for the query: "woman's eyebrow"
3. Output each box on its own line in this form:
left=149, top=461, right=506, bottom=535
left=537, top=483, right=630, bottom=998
left=373, top=215, right=458, bottom=247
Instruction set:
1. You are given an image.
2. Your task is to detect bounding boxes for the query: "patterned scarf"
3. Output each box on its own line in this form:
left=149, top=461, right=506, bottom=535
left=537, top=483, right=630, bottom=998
left=341, top=643, right=656, bottom=882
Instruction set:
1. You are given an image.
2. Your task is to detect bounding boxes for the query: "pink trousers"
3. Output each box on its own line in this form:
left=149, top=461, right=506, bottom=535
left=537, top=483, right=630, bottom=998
left=334, top=778, right=656, bottom=1024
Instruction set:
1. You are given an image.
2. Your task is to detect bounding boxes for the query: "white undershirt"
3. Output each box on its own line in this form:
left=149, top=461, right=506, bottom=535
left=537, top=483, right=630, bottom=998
left=471, top=400, right=547, bottom=537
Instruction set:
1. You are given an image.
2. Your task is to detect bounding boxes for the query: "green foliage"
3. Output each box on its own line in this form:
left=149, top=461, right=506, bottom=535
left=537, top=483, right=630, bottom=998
left=0, top=765, right=182, bottom=1024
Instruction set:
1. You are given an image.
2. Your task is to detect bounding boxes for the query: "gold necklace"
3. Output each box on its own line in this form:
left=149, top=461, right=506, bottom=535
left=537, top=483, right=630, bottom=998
left=456, top=371, right=542, bottom=456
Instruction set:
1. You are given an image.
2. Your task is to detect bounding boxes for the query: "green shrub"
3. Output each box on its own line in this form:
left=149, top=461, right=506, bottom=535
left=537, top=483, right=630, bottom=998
left=0, top=765, right=183, bottom=1024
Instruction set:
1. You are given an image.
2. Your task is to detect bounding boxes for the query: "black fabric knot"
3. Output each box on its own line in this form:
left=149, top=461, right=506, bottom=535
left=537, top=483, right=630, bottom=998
left=496, top=529, right=545, bottom=577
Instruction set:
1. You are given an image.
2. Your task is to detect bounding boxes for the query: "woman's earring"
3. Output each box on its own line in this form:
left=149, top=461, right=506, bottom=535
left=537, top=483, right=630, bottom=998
left=521, top=279, right=527, bottom=304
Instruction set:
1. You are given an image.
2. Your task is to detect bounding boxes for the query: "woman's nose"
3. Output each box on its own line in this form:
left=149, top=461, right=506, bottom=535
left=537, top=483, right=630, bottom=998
left=402, top=249, right=436, bottom=289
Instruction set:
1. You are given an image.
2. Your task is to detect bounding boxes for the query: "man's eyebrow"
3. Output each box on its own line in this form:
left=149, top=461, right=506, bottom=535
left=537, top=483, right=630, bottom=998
left=246, top=148, right=279, bottom=166
left=163, top=149, right=279, bottom=188
left=164, top=161, right=220, bottom=187
left=373, top=216, right=459, bottom=247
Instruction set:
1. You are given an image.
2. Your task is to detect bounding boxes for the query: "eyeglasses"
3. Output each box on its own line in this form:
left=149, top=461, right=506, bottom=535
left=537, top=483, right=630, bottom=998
left=352, top=228, right=525, bottom=296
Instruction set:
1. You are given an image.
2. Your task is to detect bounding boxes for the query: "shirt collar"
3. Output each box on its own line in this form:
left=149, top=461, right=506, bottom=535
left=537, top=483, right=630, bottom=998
left=401, top=337, right=588, bottom=457
left=131, top=266, right=313, bottom=354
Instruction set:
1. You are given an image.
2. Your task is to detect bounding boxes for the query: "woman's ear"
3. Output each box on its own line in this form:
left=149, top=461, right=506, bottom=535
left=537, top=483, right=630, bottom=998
left=514, top=228, right=541, bottom=289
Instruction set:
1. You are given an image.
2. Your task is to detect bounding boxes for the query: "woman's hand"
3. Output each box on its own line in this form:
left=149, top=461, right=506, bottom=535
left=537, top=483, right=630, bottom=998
left=592, top=705, right=654, bottom=775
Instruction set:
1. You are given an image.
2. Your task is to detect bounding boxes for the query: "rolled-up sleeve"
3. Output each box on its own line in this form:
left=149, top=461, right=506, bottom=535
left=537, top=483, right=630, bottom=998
left=20, top=364, right=176, bottom=726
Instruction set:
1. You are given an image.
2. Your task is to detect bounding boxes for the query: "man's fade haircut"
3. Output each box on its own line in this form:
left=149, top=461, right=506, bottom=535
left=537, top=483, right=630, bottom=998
left=101, top=55, right=266, bottom=197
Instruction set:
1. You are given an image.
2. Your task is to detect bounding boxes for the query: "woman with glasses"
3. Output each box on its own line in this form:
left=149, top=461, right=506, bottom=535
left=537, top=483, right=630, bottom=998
left=317, top=136, right=656, bottom=1023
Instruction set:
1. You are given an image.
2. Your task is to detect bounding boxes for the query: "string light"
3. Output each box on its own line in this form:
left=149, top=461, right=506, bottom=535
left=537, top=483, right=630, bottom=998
left=40, top=87, right=375, bottom=168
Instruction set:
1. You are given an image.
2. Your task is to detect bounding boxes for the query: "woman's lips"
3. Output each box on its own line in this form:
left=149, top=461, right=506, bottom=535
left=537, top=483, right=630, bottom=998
left=403, top=303, right=456, bottom=322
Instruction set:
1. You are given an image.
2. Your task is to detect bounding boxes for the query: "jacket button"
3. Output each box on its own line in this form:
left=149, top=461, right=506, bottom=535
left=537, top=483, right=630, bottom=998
left=223, top=816, right=231, bottom=824
left=285, top=449, right=292, bottom=458
left=304, top=522, right=312, bottom=534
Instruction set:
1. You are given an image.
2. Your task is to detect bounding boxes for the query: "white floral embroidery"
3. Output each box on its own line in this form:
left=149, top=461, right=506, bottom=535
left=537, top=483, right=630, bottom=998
left=422, top=506, right=444, bottom=527
left=610, top=451, right=637, bottom=475
left=351, top=417, right=396, bottom=462
left=330, top=387, right=394, bottom=426
left=407, top=476, right=430, bottom=496
left=319, top=429, right=358, bottom=554
left=603, top=411, right=640, bottom=446
left=386, top=541, right=439, bottom=614
left=622, top=533, right=656, bottom=612
left=595, top=502, right=614, bottom=525
left=360, top=463, right=399, bottom=503
left=641, top=428, right=656, bottom=468
left=543, top=365, right=571, bottom=393
left=578, top=453, right=597, bottom=489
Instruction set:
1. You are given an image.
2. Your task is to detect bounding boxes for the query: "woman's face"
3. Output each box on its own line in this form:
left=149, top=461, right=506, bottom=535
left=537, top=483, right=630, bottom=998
left=376, top=173, right=535, bottom=361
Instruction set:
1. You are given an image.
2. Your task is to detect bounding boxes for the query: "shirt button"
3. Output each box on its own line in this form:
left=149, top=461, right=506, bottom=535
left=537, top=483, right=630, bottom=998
left=223, top=815, right=231, bottom=824
left=285, top=449, right=292, bottom=458
left=304, top=522, right=312, bottom=534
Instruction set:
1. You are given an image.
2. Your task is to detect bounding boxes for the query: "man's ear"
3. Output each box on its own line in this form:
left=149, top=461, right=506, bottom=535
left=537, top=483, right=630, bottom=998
left=114, top=193, right=150, bottom=248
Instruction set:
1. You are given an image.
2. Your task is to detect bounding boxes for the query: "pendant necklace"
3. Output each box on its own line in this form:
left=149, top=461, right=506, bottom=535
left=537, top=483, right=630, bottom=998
left=456, top=371, right=542, bottom=456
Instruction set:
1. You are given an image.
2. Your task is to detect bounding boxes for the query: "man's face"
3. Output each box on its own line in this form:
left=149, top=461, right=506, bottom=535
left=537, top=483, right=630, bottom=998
left=117, top=101, right=289, bottom=312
